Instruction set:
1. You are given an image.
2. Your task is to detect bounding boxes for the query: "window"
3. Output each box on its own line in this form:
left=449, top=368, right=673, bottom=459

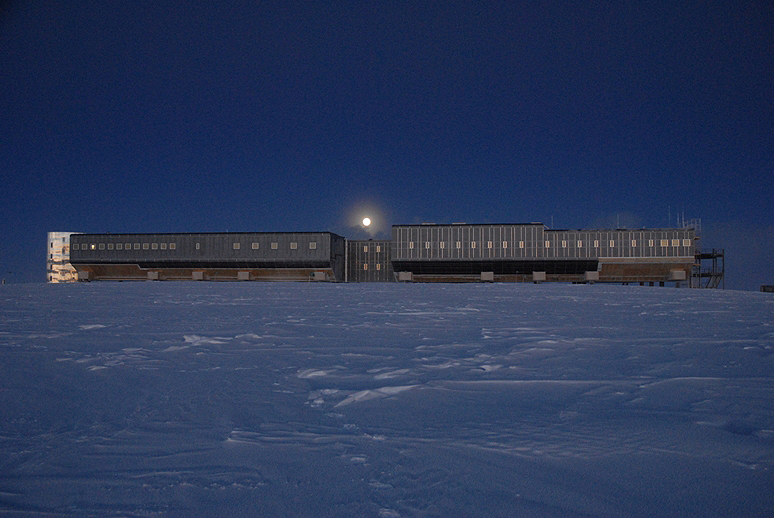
left=169, top=243, right=176, bottom=250
left=133, top=243, right=140, bottom=250
left=471, top=241, right=476, bottom=248
left=409, top=242, right=414, bottom=249
left=252, top=242, right=259, bottom=250
left=116, top=243, right=122, bottom=250
left=649, top=239, right=654, bottom=247
left=363, top=264, right=368, bottom=270
left=160, top=243, right=167, bottom=250
left=290, top=242, right=297, bottom=249
left=425, top=242, right=430, bottom=249
left=609, top=240, right=615, bottom=248
left=503, top=241, right=508, bottom=249
left=594, top=240, right=599, bottom=248
left=72, top=244, right=79, bottom=250
left=376, top=245, right=380, bottom=252
left=271, top=242, right=278, bottom=249
left=683, top=239, right=691, bottom=247
left=233, top=242, right=240, bottom=250
left=440, top=242, right=445, bottom=249
left=631, top=240, right=637, bottom=247
left=376, top=263, right=381, bottom=270
left=519, top=241, right=524, bottom=249
left=545, top=241, right=550, bottom=248
left=672, top=239, right=680, bottom=247
left=561, top=240, right=567, bottom=248
left=108, top=243, right=114, bottom=250
left=364, top=245, right=368, bottom=252
left=309, top=242, right=317, bottom=250
left=660, top=239, right=669, bottom=247
left=487, top=241, right=493, bottom=249
left=125, top=243, right=131, bottom=250
left=142, top=243, right=149, bottom=250
left=577, top=241, right=583, bottom=248
left=456, top=241, right=461, bottom=249
left=91, top=244, right=96, bottom=250
left=151, top=243, right=158, bottom=250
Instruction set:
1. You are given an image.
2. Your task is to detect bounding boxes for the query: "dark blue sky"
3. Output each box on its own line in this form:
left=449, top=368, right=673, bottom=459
left=2, top=1, right=772, bottom=288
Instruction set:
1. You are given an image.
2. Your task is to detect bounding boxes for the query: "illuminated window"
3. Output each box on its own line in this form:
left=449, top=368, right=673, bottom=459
left=440, top=242, right=445, bottom=249
left=471, top=242, right=476, bottom=248
left=503, top=241, right=508, bottom=249
left=161, top=243, right=167, bottom=250
left=376, top=263, right=381, bottom=270
left=91, top=244, right=96, bottom=250
left=672, top=239, right=680, bottom=247
left=290, top=242, right=297, bottom=250
left=376, top=245, right=381, bottom=252
left=271, top=242, right=278, bottom=250
left=577, top=241, right=583, bottom=248
left=309, top=242, right=317, bottom=250
left=116, top=243, right=122, bottom=250
left=152, top=243, right=158, bottom=250
left=660, top=239, right=669, bottom=247
left=233, top=242, right=240, bottom=250
left=456, top=241, right=461, bottom=249
left=425, top=242, right=430, bottom=249
left=609, top=240, right=615, bottom=248
left=561, top=240, right=567, bottom=248
left=683, top=239, right=691, bottom=247
left=169, top=243, right=176, bottom=250
left=363, top=264, right=368, bottom=270
left=142, top=243, right=149, bottom=250
left=519, top=241, right=524, bottom=248
left=409, top=242, right=414, bottom=249
left=545, top=241, right=550, bottom=248
left=594, top=240, right=599, bottom=248
left=133, top=243, right=140, bottom=250
left=649, top=239, right=654, bottom=247
left=364, top=245, right=368, bottom=252
left=108, top=243, right=114, bottom=250
left=631, top=240, right=637, bottom=247
left=487, top=241, right=492, bottom=249
left=98, top=243, right=105, bottom=250
left=125, top=243, right=131, bottom=250
left=252, top=242, right=259, bottom=249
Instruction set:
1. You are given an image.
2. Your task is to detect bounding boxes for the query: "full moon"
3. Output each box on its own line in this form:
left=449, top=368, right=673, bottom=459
left=362, top=217, right=371, bottom=227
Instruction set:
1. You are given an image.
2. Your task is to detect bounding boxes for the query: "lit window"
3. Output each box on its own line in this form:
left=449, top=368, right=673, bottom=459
left=577, top=241, right=582, bottom=248
left=683, top=239, right=691, bottom=247
left=91, top=244, right=96, bottom=250
left=271, top=242, right=278, bottom=250
left=660, top=239, right=669, bottom=247
left=364, top=245, right=368, bottom=252
left=252, top=242, right=259, bottom=249
left=672, top=239, right=679, bottom=247
left=309, top=242, right=317, bottom=250
left=609, top=240, right=615, bottom=248
left=503, top=241, right=508, bottom=249
left=519, top=241, right=524, bottom=248
left=649, top=239, right=654, bottom=247
left=487, top=241, right=493, bottom=249
left=545, top=241, right=550, bottom=248
left=133, top=243, right=140, bottom=250
left=108, top=243, right=114, bottom=250
left=440, top=242, right=445, bottom=249
left=376, top=245, right=381, bottom=252
left=116, top=243, right=122, bottom=250
left=376, top=263, right=381, bottom=270
left=409, top=242, right=414, bottom=249
left=363, top=264, right=368, bottom=270
left=161, top=243, right=167, bottom=250
left=290, top=242, right=297, bottom=249
left=169, top=243, right=176, bottom=250
left=631, top=240, right=637, bottom=247
left=142, top=243, right=149, bottom=250
left=456, top=241, right=461, bottom=249
left=425, top=242, right=430, bottom=249
left=233, top=242, right=240, bottom=250
left=594, top=240, right=599, bottom=248
left=561, top=240, right=567, bottom=248
left=152, top=243, right=158, bottom=250
left=471, top=242, right=476, bottom=248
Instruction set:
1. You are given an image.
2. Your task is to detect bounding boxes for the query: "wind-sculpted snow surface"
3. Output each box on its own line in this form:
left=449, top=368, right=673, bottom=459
left=1, top=283, right=773, bottom=517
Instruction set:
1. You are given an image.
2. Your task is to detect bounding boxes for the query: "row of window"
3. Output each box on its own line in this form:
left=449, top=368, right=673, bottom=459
left=362, top=245, right=382, bottom=252
left=406, top=239, right=692, bottom=249
left=362, top=264, right=382, bottom=270
left=75, top=241, right=318, bottom=252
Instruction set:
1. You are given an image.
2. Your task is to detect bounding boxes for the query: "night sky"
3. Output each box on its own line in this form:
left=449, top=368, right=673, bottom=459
left=2, top=1, right=772, bottom=289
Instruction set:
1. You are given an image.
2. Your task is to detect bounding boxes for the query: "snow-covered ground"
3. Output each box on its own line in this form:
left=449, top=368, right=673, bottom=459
left=1, top=282, right=773, bottom=517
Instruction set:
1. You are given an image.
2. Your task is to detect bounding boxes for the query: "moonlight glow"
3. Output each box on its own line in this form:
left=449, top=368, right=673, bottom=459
left=362, top=217, right=371, bottom=227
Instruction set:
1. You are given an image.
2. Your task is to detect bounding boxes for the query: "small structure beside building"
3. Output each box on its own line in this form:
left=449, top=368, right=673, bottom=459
left=46, top=232, right=79, bottom=283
